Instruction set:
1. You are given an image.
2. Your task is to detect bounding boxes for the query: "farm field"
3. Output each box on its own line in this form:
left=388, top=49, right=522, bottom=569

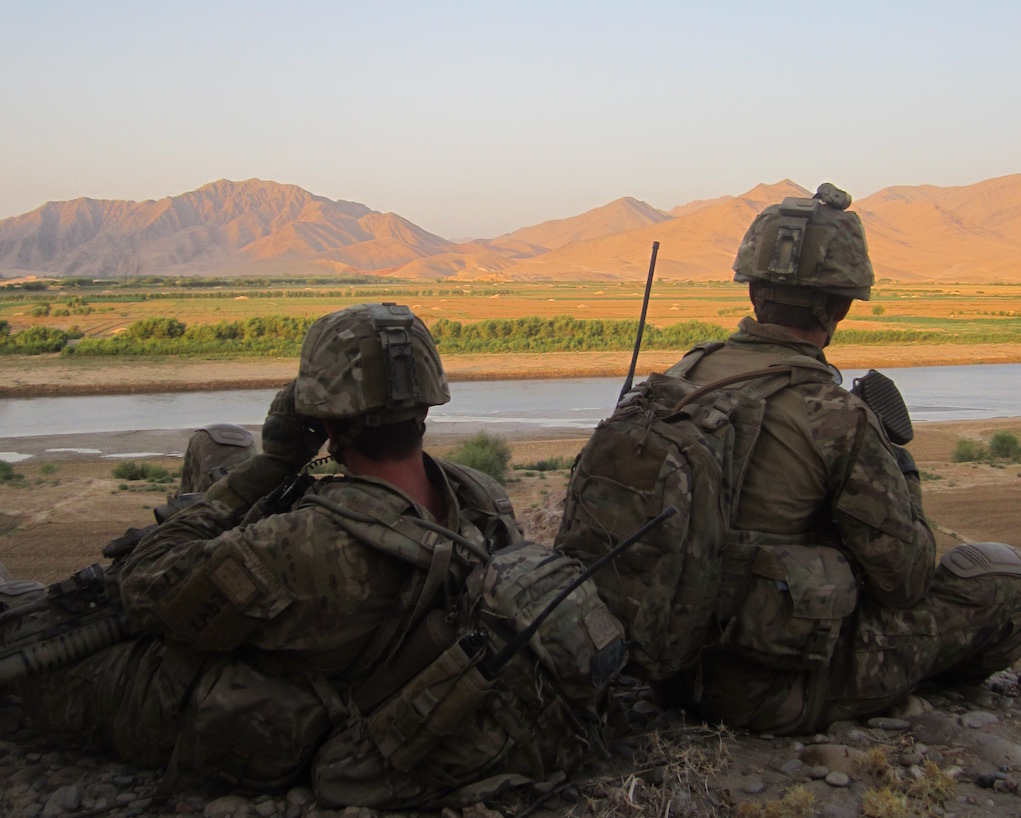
left=2, top=277, right=1020, bottom=338
left=1, top=278, right=1020, bottom=396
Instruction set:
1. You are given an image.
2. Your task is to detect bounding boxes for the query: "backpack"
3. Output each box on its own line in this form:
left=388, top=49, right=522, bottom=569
left=556, top=343, right=836, bottom=680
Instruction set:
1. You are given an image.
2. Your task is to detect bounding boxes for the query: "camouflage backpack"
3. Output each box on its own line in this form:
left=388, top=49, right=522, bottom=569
left=556, top=343, right=836, bottom=680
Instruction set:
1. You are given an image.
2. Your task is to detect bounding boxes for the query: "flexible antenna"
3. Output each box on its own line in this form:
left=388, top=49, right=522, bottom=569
left=618, top=240, right=660, bottom=403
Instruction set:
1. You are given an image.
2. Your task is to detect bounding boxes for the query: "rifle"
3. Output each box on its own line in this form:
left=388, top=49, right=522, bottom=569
left=0, top=466, right=318, bottom=687
left=0, top=563, right=134, bottom=686
left=618, top=241, right=661, bottom=403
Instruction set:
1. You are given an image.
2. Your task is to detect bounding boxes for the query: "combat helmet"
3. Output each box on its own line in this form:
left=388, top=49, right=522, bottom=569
left=294, top=303, right=450, bottom=444
left=733, top=183, right=874, bottom=301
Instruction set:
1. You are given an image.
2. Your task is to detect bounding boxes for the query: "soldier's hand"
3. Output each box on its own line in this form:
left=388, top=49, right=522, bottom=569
left=261, top=380, right=328, bottom=470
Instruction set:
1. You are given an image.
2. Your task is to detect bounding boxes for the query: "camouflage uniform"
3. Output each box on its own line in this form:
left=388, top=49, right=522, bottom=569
left=663, top=316, right=1021, bottom=734
left=175, top=423, right=257, bottom=495
left=13, top=304, right=624, bottom=808
left=20, top=453, right=521, bottom=789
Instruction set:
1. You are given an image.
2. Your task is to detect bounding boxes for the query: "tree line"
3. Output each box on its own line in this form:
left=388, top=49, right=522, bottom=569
left=2, top=314, right=1020, bottom=357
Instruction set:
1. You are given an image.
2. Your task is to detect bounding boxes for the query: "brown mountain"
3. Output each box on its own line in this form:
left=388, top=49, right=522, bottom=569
left=0, top=179, right=452, bottom=278
left=499, top=196, right=672, bottom=250
left=2, top=175, right=1020, bottom=282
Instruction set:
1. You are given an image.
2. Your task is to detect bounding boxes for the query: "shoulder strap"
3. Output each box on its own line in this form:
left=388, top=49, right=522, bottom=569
left=666, top=341, right=726, bottom=379
left=298, top=494, right=481, bottom=674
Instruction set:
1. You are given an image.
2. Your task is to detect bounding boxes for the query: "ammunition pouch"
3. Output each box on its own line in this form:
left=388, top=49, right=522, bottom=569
left=367, top=635, right=495, bottom=771
left=721, top=544, right=858, bottom=670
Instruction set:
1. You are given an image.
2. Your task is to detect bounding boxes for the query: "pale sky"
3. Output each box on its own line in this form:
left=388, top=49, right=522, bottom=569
left=2, top=1, right=1018, bottom=240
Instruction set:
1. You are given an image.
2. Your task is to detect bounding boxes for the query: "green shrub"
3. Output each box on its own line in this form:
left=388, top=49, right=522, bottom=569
left=0, top=461, right=22, bottom=482
left=989, top=431, right=1021, bottom=462
left=952, top=439, right=987, bottom=463
left=513, top=455, right=573, bottom=472
left=447, top=432, right=512, bottom=484
left=112, top=461, right=173, bottom=483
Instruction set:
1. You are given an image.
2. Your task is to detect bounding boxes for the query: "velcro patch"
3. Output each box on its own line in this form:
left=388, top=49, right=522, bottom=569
left=583, top=605, right=624, bottom=651
left=210, top=556, right=259, bottom=608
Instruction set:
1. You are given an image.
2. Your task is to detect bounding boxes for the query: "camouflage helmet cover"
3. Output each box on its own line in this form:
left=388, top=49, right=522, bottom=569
left=294, top=303, right=450, bottom=426
left=733, top=183, right=874, bottom=301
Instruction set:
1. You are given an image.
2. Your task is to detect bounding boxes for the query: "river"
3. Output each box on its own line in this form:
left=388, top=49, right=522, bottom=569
left=0, top=364, right=1018, bottom=461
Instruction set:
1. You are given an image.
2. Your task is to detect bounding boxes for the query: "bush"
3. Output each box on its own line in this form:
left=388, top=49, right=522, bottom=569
left=989, top=431, right=1021, bottom=462
left=513, top=455, right=573, bottom=472
left=952, top=439, right=987, bottom=463
left=447, top=432, right=512, bottom=484
left=112, top=461, right=173, bottom=483
left=0, top=461, right=22, bottom=482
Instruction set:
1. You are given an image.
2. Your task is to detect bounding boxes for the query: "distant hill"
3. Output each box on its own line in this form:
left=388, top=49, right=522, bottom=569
left=0, top=179, right=452, bottom=279
left=2, top=174, right=1020, bottom=282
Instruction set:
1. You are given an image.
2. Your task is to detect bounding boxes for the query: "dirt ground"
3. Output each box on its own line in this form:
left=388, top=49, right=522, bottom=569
left=3, top=342, right=1021, bottom=397
left=1, top=417, right=1018, bottom=586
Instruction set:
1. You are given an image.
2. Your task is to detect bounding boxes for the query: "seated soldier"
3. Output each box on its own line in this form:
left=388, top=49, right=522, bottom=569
left=557, top=184, right=1021, bottom=736
left=1, top=303, right=625, bottom=809
left=664, top=184, right=1021, bottom=733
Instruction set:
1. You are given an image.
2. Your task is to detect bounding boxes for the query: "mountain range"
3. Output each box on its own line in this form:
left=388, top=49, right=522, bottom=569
left=1, top=175, right=1019, bottom=282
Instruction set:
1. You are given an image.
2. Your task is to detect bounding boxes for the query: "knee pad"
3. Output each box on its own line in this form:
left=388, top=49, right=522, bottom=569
left=940, top=542, right=1021, bottom=579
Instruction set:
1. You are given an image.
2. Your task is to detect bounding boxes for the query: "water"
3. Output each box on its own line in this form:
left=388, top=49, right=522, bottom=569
left=0, top=364, right=1018, bottom=459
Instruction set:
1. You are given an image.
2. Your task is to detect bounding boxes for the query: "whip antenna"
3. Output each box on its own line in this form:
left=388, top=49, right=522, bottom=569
left=619, top=241, right=660, bottom=403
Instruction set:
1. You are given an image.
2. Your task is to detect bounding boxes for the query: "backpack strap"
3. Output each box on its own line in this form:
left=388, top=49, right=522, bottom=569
left=665, top=341, right=726, bottom=379
left=298, top=494, right=483, bottom=675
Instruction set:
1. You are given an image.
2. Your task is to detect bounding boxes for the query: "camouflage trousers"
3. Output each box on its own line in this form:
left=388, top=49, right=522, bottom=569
left=18, top=636, right=335, bottom=788
left=667, top=551, right=1021, bottom=735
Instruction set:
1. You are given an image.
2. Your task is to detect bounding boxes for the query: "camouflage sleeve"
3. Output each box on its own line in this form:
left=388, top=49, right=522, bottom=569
left=118, top=491, right=298, bottom=650
left=825, top=404, right=935, bottom=608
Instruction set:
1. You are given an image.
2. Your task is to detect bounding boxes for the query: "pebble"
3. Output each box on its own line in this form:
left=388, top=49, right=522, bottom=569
left=780, top=758, right=805, bottom=777
left=866, top=717, right=911, bottom=731
left=961, top=710, right=999, bottom=729
left=824, top=771, right=850, bottom=788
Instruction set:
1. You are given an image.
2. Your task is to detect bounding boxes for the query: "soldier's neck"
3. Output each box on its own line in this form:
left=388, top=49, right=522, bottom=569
left=342, top=448, right=448, bottom=522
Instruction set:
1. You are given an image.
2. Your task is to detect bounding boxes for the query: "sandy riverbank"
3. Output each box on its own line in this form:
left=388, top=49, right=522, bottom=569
left=3, top=342, right=1021, bottom=397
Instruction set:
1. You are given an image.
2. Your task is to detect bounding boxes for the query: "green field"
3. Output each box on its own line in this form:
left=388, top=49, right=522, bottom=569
left=2, top=276, right=1020, bottom=357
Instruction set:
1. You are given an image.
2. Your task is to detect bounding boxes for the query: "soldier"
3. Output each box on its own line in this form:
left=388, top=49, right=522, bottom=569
left=2, top=303, right=624, bottom=808
left=175, top=423, right=257, bottom=495
left=654, top=184, right=1021, bottom=734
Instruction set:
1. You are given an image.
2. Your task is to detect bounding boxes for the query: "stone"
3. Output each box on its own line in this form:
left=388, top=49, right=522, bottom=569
left=971, top=733, right=1021, bottom=769
left=910, top=711, right=964, bottom=745
left=204, top=795, right=252, bottom=817
left=799, top=744, right=864, bottom=776
left=961, top=710, right=999, bottom=729
left=824, top=771, right=850, bottom=787
left=866, top=717, right=911, bottom=731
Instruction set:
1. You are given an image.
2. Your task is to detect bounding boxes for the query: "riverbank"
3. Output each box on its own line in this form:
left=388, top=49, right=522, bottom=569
left=3, top=341, right=1021, bottom=397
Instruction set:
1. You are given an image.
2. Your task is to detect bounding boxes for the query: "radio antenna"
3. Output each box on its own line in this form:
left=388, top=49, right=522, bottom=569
left=618, top=240, right=660, bottom=403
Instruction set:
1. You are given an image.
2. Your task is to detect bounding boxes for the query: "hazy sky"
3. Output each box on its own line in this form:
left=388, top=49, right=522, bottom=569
left=2, top=1, right=1018, bottom=239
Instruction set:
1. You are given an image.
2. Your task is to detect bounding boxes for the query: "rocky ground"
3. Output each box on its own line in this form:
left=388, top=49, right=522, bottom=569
left=5, top=666, right=1021, bottom=818
left=3, top=418, right=1021, bottom=817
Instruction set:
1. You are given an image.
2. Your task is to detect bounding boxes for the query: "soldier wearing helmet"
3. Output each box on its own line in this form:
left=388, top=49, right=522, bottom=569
left=652, top=185, right=1021, bottom=734
left=9, top=304, right=622, bottom=808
